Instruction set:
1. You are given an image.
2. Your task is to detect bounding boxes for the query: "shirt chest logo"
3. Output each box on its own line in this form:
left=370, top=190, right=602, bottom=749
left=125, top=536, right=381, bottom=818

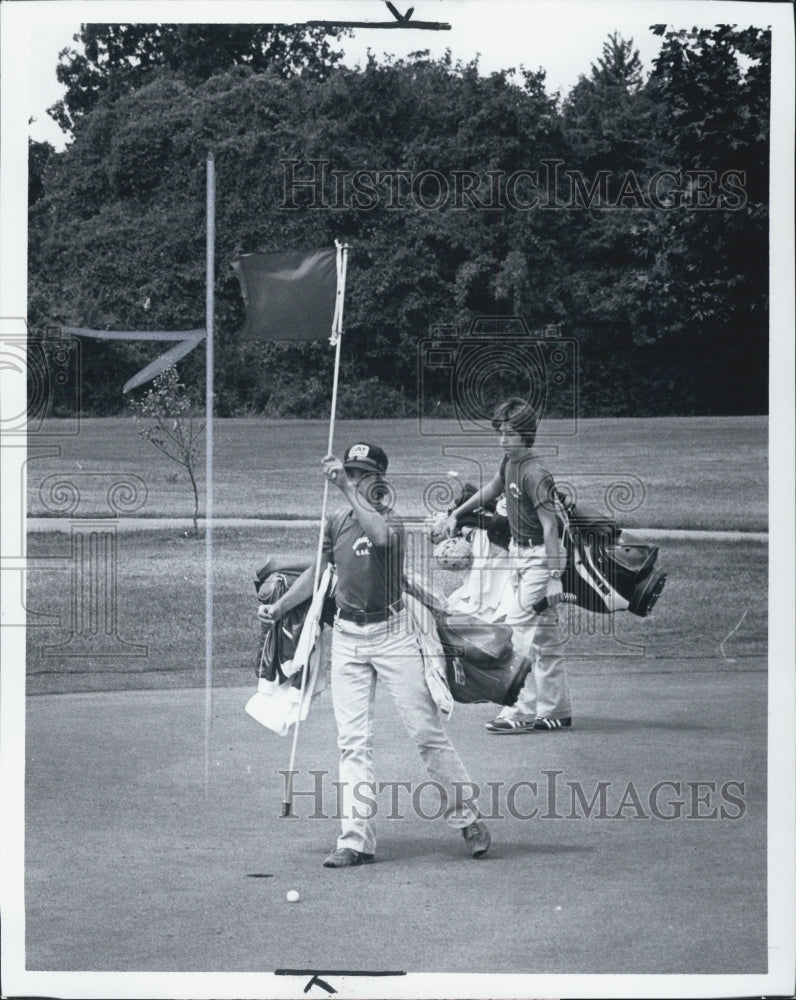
left=509, top=481, right=521, bottom=501
left=353, top=535, right=373, bottom=557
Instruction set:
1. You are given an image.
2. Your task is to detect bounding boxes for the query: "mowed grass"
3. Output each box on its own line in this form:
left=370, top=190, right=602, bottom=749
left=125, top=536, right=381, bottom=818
left=26, top=527, right=767, bottom=696
left=26, top=415, right=768, bottom=530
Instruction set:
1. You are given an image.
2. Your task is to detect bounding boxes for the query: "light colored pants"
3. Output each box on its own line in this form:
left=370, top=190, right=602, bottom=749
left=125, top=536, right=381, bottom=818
left=331, top=609, right=479, bottom=854
left=497, top=541, right=572, bottom=722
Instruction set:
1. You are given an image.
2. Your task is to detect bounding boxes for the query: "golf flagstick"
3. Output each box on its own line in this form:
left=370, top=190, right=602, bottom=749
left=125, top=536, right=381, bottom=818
left=282, top=241, right=349, bottom=817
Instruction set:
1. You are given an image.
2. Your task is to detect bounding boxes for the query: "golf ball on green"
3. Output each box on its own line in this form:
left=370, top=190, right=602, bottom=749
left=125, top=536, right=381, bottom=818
left=286, top=889, right=300, bottom=902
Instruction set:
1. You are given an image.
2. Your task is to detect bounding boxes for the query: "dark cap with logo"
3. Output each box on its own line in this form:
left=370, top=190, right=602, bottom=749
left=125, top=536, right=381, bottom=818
left=343, top=442, right=388, bottom=475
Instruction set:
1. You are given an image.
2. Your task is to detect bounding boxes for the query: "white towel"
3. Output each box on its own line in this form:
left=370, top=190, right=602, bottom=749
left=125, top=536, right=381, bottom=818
left=245, top=565, right=332, bottom=736
left=446, top=529, right=516, bottom=622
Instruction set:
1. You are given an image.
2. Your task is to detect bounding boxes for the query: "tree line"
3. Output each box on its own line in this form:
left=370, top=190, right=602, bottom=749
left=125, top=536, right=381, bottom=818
left=28, top=23, right=770, bottom=418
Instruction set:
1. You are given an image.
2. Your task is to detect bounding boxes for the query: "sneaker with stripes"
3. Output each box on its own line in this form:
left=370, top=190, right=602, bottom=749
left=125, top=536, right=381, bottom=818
left=485, top=716, right=536, bottom=734
left=534, top=717, right=572, bottom=731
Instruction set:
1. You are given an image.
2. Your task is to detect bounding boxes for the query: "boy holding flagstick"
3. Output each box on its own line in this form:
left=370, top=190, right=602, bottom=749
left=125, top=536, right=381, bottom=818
left=259, top=442, right=491, bottom=866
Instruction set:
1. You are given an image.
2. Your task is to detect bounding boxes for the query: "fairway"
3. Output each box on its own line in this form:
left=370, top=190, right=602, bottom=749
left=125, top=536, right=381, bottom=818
left=27, top=415, right=768, bottom=530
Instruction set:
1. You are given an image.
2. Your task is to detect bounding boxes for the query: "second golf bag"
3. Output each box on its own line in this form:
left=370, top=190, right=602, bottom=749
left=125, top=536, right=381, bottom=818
left=447, top=485, right=667, bottom=618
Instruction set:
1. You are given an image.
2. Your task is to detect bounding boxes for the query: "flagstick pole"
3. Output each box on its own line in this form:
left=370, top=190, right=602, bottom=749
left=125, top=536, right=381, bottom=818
left=204, top=152, right=215, bottom=798
left=322, top=240, right=348, bottom=457
left=281, top=242, right=348, bottom=818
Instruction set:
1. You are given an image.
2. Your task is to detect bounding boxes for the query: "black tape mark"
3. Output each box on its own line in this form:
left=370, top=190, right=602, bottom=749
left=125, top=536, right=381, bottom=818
left=304, top=975, right=336, bottom=994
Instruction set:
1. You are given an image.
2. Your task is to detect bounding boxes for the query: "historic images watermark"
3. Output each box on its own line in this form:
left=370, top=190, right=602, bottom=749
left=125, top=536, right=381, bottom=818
left=279, top=769, right=749, bottom=822
left=280, top=158, right=749, bottom=212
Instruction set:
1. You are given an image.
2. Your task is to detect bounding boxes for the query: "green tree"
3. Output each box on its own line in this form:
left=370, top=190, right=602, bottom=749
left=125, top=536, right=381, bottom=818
left=558, top=35, right=668, bottom=413
left=30, top=54, right=565, bottom=414
left=28, top=29, right=770, bottom=417
left=592, top=31, right=644, bottom=87
left=28, top=138, right=56, bottom=207
left=553, top=27, right=769, bottom=415
left=128, top=366, right=205, bottom=535
left=562, top=33, right=651, bottom=172
left=644, top=25, right=770, bottom=412
left=49, top=22, right=350, bottom=132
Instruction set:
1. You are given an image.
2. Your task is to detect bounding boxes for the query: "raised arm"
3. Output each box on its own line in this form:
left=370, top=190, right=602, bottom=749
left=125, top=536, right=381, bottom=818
left=323, top=454, right=393, bottom=546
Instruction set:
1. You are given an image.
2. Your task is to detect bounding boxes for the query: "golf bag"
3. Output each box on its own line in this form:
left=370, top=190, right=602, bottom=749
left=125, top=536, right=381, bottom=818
left=552, top=506, right=667, bottom=617
left=254, top=556, right=336, bottom=683
left=434, top=612, right=533, bottom=706
left=256, top=555, right=531, bottom=709
left=450, top=487, right=667, bottom=618
left=402, top=572, right=533, bottom=708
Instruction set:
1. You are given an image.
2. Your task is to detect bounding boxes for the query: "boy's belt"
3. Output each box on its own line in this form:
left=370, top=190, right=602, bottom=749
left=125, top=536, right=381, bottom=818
left=336, top=601, right=403, bottom=625
left=515, top=536, right=544, bottom=548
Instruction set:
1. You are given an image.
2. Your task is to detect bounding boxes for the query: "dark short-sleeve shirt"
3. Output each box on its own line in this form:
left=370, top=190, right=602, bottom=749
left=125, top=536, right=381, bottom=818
left=498, top=454, right=557, bottom=546
left=323, top=507, right=405, bottom=613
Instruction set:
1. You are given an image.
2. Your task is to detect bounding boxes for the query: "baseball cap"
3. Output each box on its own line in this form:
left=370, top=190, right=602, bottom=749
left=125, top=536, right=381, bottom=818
left=343, top=442, right=388, bottom=475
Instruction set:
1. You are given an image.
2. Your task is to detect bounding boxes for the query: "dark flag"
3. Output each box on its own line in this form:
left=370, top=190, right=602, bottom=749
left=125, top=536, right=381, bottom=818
left=233, top=248, right=338, bottom=342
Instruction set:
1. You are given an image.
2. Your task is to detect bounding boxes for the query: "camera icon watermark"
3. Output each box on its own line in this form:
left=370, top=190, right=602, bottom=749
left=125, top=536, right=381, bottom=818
left=417, top=315, right=579, bottom=439
left=0, top=325, right=82, bottom=437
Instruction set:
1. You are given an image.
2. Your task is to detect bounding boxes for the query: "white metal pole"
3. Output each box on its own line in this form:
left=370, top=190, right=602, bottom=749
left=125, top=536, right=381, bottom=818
left=204, top=152, right=215, bottom=797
